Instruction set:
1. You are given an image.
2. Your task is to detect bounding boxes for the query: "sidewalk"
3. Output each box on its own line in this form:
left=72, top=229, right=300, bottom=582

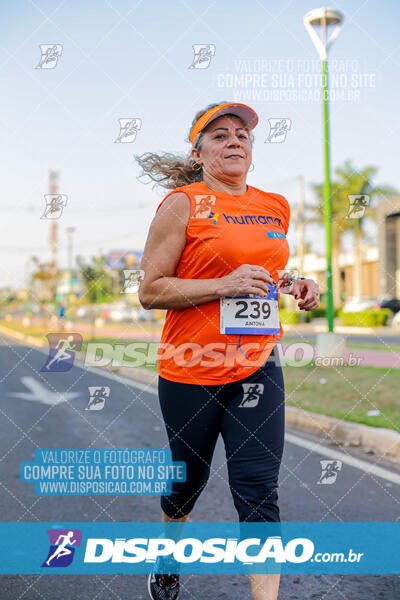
left=341, top=347, right=400, bottom=369
left=278, top=343, right=400, bottom=369
left=65, top=320, right=162, bottom=341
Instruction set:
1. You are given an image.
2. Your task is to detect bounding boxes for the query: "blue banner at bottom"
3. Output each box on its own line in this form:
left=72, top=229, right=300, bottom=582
left=0, top=522, right=398, bottom=574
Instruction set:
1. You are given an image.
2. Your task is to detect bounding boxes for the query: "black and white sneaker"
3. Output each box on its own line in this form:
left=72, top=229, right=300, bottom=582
left=147, top=555, right=180, bottom=600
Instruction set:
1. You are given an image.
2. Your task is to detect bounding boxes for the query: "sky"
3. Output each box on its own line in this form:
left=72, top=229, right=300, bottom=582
left=1, top=0, right=400, bottom=288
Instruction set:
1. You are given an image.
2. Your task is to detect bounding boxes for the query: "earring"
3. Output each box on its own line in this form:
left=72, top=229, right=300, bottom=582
left=249, top=163, right=255, bottom=172
left=192, top=161, right=202, bottom=171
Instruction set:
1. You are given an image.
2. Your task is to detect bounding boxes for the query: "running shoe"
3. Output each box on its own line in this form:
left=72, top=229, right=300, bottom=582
left=147, top=555, right=180, bottom=600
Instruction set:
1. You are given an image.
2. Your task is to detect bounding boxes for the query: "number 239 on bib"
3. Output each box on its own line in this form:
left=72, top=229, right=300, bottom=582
left=220, top=285, right=280, bottom=335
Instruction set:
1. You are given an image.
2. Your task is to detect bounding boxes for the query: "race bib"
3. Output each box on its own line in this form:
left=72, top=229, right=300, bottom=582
left=220, top=285, right=280, bottom=335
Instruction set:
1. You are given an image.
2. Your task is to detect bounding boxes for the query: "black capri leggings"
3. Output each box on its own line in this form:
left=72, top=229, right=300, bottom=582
left=158, top=349, right=285, bottom=523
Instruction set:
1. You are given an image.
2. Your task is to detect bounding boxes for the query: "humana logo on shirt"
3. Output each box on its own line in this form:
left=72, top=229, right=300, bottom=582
left=221, top=213, right=282, bottom=226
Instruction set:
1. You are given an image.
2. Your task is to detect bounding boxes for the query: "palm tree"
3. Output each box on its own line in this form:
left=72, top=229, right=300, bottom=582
left=311, top=160, right=396, bottom=303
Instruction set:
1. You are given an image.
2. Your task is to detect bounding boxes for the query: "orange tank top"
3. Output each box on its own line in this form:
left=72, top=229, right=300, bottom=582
left=154, top=180, right=290, bottom=384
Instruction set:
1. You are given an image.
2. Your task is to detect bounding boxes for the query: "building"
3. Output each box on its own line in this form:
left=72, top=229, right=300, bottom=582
left=378, top=195, right=400, bottom=298
left=287, top=245, right=379, bottom=303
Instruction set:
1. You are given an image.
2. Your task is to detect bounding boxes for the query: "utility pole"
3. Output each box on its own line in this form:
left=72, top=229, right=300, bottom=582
left=48, top=170, right=59, bottom=306
left=66, top=227, right=75, bottom=326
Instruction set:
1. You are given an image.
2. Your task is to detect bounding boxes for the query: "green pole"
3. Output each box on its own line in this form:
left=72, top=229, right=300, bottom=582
left=322, top=58, right=334, bottom=332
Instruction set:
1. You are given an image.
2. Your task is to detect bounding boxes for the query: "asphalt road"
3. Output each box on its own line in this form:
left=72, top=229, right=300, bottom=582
left=0, top=335, right=399, bottom=599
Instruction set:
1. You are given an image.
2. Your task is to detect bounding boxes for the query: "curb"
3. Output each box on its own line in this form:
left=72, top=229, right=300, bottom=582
left=284, top=406, right=400, bottom=460
left=1, top=323, right=399, bottom=461
left=0, top=324, right=44, bottom=347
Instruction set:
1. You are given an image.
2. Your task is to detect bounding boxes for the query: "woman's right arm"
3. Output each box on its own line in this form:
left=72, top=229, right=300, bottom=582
left=138, top=192, right=275, bottom=310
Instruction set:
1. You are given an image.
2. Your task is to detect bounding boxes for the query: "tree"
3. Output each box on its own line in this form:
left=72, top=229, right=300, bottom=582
left=311, top=160, right=396, bottom=303
left=76, top=255, right=114, bottom=304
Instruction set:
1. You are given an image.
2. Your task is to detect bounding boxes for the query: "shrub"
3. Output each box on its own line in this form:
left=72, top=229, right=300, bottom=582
left=279, top=309, right=300, bottom=324
left=338, top=309, right=390, bottom=327
left=303, top=305, right=340, bottom=321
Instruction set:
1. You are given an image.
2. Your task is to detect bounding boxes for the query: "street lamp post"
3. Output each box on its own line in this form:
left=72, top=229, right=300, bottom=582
left=303, top=7, right=343, bottom=333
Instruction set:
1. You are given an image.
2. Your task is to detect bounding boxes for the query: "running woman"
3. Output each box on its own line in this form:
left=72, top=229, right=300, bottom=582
left=136, top=101, right=320, bottom=600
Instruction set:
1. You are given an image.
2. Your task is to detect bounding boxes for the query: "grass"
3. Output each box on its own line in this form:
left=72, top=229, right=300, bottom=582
left=282, top=336, right=400, bottom=354
left=283, top=364, right=400, bottom=431
left=345, top=342, right=400, bottom=352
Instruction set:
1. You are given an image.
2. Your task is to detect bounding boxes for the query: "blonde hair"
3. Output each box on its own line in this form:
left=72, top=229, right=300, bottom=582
left=134, top=101, right=255, bottom=191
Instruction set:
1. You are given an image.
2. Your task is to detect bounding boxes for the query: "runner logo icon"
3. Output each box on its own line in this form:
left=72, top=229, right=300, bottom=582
left=317, top=460, right=342, bottom=485
left=239, top=383, right=264, bottom=408
left=86, top=386, right=110, bottom=410
left=193, top=195, right=216, bottom=218
left=42, top=529, right=82, bottom=568
left=36, top=44, right=63, bottom=69
left=114, top=118, right=142, bottom=143
left=40, top=333, right=82, bottom=372
left=188, top=44, right=216, bottom=70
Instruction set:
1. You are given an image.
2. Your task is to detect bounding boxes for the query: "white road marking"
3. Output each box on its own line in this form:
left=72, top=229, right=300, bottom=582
left=9, top=376, right=80, bottom=406
left=285, top=432, right=400, bottom=485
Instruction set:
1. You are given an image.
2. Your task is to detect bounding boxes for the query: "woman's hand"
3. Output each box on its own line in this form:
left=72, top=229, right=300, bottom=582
left=290, top=278, right=320, bottom=311
left=215, top=264, right=276, bottom=298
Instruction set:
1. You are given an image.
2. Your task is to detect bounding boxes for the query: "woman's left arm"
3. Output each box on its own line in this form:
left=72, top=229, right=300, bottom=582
left=278, top=275, right=320, bottom=311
